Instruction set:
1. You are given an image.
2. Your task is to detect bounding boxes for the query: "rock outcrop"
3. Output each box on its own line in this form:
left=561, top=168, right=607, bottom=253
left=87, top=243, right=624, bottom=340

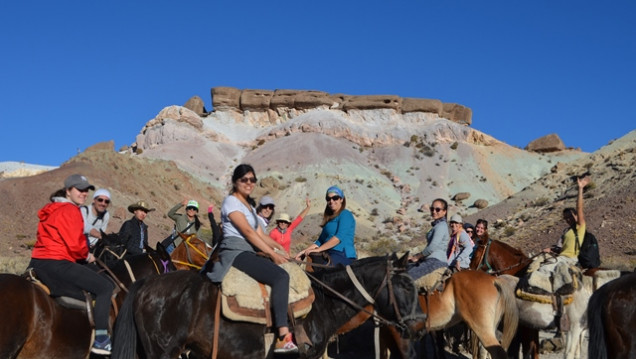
left=526, top=133, right=566, bottom=153
left=183, top=96, right=207, bottom=115
left=209, top=86, right=472, bottom=125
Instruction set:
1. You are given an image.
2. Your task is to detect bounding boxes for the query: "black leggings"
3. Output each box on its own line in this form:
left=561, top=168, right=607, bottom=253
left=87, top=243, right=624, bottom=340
left=232, top=252, right=290, bottom=328
left=29, top=258, right=114, bottom=331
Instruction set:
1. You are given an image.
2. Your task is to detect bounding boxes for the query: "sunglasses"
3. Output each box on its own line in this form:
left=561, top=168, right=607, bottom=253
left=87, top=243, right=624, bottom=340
left=96, top=198, right=110, bottom=204
left=262, top=204, right=275, bottom=210
left=186, top=206, right=198, bottom=211
left=430, top=207, right=444, bottom=213
left=326, top=195, right=342, bottom=202
left=238, top=177, right=257, bottom=184
left=466, top=230, right=474, bottom=233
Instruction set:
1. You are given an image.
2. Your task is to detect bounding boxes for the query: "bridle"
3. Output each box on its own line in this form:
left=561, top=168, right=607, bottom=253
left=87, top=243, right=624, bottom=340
left=171, top=234, right=212, bottom=270
left=301, top=258, right=424, bottom=334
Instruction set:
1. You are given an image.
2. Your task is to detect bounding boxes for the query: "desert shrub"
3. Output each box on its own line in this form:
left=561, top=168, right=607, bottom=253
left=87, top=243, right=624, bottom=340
left=450, top=142, right=458, bottom=150
left=295, top=177, right=307, bottom=183
left=503, top=226, right=516, bottom=237
left=370, top=208, right=379, bottom=216
left=533, top=197, right=550, bottom=207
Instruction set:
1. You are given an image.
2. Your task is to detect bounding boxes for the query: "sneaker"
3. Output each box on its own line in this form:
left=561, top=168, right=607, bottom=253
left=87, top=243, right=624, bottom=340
left=274, top=333, right=299, bottom=354
left=91, top=335, right=112, bottom=355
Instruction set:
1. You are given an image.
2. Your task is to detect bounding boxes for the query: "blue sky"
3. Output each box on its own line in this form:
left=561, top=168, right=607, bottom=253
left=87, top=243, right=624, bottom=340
left=1, top=1, right=634, bottom=166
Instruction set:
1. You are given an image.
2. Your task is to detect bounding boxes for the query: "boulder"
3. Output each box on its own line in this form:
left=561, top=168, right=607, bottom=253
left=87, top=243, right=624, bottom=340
left=441, top=103, right=472, bottom=125
left=183, top=96, right=206, bottom=115
left=342, top=95, right=401, bottom=111
left=526, top=134, right=566, bottom=153
left=474, top=199, right=489, bottom=209
left=240, top=89, right=274, bottom=111
left=402, top=98, right=443, bottom=114
left=452, top=192, right=471, bottom=201
left=211, top=87, right=241, bottom=110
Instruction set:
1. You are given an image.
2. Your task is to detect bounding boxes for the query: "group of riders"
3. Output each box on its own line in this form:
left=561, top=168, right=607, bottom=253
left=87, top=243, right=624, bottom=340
left=25, top=166, right=594, bottom=356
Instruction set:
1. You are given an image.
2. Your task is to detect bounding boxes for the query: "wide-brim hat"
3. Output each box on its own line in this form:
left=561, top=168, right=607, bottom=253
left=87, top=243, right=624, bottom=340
left=128, top=201, right=155, bottom=213
left=276, top=213, right=292, bottom=223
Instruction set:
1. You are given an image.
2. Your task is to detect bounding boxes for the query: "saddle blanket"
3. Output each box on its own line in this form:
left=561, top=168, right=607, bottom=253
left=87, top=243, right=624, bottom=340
left=414, top=267, right=451, bottom=292
left=221, top=262, right=314, bottom=324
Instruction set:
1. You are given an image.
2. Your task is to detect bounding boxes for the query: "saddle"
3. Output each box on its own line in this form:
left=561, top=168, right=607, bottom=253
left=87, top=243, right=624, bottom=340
left=220, top=262, right=314, bottom=325
left=22, top=268, right=94, bottom=312
left=413, top=267, right=452, bottom=293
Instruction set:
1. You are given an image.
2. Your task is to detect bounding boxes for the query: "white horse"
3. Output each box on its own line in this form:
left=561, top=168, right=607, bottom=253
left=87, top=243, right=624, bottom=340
left=498, top=273, right=593, bottom=359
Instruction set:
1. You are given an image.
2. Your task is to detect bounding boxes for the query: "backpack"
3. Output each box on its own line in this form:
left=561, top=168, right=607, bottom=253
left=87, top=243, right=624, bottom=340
left=575, top=231, right=601, bottom=269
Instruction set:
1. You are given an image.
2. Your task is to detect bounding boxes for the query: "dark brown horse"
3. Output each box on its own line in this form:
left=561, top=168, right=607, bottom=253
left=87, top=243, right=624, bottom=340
left=587, top=271, right=636, bottom=359
left=111, top=254, right=427, bottom=359
left=0, top=245, right=174, bottom=359
left=170, top=233, right=212, bottom=270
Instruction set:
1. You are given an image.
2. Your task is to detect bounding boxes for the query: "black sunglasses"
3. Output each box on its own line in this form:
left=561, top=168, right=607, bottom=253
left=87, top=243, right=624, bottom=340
left=262, top=204, right=275, bottom=210
left=430, top=207, right=444, bottom=213
left=186, top=206, right=198, bottom=211
left=326, top=195, right=341, bottom=202
left=96, top=198, right=110, bottom=204
left=238, top=177, right=257, bottom=184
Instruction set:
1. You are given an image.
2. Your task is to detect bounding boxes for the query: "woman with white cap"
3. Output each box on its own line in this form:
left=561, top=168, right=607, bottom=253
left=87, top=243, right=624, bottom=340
left=270, top=198, right=311, bottom=254
left=81, top=188, right=111, bottom=249
left=256, top=195, right=276, bottom=231
left=29, top=174, right=115, bottom=355
left=295, top=186, right=357, bottom=266
left=447, top=213, right=474, bottom=271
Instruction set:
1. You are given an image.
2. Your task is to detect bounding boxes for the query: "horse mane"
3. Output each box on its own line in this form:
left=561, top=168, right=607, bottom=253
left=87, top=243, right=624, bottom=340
left=492, top=240, right=529, bottom=260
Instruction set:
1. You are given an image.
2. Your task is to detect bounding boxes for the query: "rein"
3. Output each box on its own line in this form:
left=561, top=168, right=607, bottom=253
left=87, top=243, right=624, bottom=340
left=172, top=235, right=211, bottom=270
left=475, top=239, right=542, bottom=275
left=299, top=259, right=413, bottom=333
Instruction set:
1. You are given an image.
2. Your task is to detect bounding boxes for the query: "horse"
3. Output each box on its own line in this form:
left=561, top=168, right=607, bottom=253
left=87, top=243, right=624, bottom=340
left=111, top=253, right=428, bottom=359
left=470, top=238, right=594, bottom=359
left=587, top=271, right=636, bottom=359
left=170, top=232, right=212, bottom=270
left=0, top=245, right=174, bottom=359
left=377, top=270, right=519, bottom=359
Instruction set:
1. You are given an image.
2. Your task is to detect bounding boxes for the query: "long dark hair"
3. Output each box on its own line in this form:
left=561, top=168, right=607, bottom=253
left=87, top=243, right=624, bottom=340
left=49, top=188, right=67, bottom=202
left=476, top=218, right=490, bottom=242
left=321, top=197, right=347, bottom=227
left=432, top=198, right=448, bottom=219
left=230, top=164, right=256, bottom=207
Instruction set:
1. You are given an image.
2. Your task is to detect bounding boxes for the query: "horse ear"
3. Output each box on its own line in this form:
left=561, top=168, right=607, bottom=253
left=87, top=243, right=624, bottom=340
left=395, top=251, right=410, bottom=269
left=155, top=242, right=169, bottom=258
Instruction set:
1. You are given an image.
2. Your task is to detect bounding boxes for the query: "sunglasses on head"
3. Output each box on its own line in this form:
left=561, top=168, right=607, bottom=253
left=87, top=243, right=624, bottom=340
left=326, top=195, right=341, bottom=202
left=238, top=177, right=257, bottom=184
left=96, top=198, right=110, bottom=204
left=430, top=207, right=444, bottom=213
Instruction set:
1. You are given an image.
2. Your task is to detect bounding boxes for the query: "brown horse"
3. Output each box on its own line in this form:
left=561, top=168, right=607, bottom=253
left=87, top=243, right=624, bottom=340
left=0, top=246, right=174, bottom=359
left=379, top=270, right=519, bottom=359
left=170, top=232, right=212, bottom=270
left=470, top=238, right=542, bottom=359
left=587, top=271, right=636, bottom=359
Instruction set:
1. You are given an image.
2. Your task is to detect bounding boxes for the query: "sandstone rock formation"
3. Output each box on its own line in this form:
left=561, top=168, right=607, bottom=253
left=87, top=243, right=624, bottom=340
left=183, top=96, right=207, bottom=115
left=208, top=86, right=472, bottom=125
left=526, top=133, right=566, bottom=153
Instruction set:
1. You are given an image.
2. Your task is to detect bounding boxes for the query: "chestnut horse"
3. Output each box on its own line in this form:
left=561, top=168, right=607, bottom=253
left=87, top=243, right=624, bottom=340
left=111, top=254, right=427, bottom=359
left=379, top=270, right=519, bottom=359
left=0, top=245, right=174, bottom=359
left=170, top=232, right=212, bottom=270
left=587, top=271, right=636, bottom=359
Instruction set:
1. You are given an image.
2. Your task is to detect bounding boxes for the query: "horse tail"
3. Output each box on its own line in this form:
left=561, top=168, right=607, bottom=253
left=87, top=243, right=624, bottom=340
left=112, top=278, right=146, bottom=359
left=587, top=286, right=607, bottom=359
left=494, top=276, right=519, bottom=350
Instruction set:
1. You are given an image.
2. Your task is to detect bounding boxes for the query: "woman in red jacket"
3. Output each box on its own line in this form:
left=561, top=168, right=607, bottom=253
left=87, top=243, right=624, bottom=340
left=269, top=198, right=311, bottom=253
left=28, top=174, right=115, bottom=355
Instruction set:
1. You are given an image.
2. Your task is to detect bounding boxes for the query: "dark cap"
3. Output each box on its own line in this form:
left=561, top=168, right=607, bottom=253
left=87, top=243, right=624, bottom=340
left=64, top=174, right=95, bottom=191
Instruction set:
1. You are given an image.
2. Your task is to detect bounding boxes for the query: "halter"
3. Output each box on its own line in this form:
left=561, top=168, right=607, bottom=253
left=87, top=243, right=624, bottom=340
left=171, top=234, right=211, bottom=270
left=474, top=238, right=539, bottom=275
left=302, top=258, right=424, bottom=335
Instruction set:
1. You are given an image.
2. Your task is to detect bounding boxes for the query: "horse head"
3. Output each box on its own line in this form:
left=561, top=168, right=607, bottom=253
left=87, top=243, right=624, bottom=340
left=145, top=243, right=177, bottom=273
left=347, top=254, right=427, bottom=339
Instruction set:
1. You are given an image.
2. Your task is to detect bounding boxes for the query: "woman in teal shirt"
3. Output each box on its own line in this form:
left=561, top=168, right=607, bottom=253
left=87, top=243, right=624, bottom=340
left=296, top=186, right=357, bottom=265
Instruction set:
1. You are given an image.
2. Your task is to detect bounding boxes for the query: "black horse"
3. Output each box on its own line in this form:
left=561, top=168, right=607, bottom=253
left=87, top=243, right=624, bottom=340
left=587, top=271, right=636, bottom=359
left=111, top=253, right=427, bottom=359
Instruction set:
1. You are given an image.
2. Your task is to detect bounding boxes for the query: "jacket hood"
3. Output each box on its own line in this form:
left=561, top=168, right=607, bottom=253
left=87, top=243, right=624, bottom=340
left=38, top=199, right=76, bottom=221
